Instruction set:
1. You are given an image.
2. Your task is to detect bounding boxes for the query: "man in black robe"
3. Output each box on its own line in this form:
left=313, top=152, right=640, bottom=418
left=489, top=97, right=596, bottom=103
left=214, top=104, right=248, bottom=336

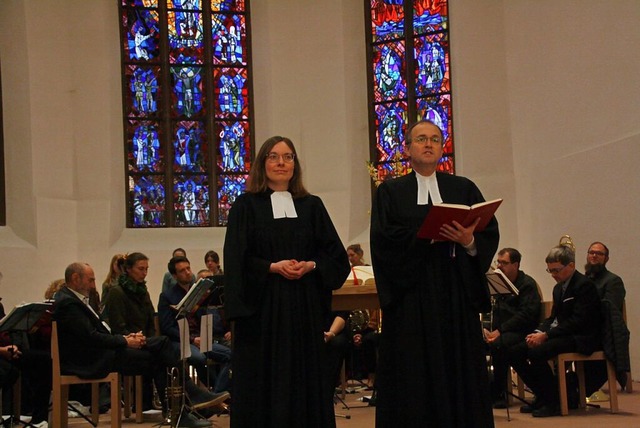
left=371, top=119, right=499, bottom=427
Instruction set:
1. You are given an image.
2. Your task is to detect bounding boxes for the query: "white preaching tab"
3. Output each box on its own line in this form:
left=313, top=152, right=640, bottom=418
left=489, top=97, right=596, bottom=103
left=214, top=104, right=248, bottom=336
left=415, top=171, right=442, bottom=205
left=271, top=191, right=298, bottom=219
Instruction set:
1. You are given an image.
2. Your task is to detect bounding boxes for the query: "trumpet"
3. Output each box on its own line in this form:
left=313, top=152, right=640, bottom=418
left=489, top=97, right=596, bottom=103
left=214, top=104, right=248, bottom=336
left=166, top=366, right=183, bottom=427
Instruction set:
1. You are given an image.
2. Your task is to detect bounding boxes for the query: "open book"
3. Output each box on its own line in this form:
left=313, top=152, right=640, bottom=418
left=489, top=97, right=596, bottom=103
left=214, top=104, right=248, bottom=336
left=417, top=198, right=502, bottom=240
left=344, top=265, right=375, bottom=286
left=171, top=277, right=219, bottom=318
left=485, top=268, right=519, bottom=296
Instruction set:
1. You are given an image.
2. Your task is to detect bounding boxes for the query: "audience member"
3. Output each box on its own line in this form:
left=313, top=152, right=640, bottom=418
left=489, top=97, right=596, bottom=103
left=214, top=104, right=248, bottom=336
left=204, top=251, right=223, bottom=275
left=224, top=136, right=350, bottom=427
left=324, top=311, right=350, bottom=397
left=508, top=244, right=601, bottom=417
left=162, top=248, right=195, bottom=295
left=101, top=253, right=125, bottom=314
left=483, top=248, right=541, bottom=408
left=196, top=269, right=230, bottom=346
left=158, top=256, right=231, bottom=398
left=346, top=244, right=367, bottom=267
left=370, top=119, right=499, bottom=427
left=583, top=241, right=628, bottom=397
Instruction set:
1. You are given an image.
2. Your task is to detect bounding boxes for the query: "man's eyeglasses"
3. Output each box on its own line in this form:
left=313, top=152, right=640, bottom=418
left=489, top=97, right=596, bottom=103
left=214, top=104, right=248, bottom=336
left=266, top=153, right=295, bottom=163
left=546, top=265, right=568, bottom=274
left=587, top=250, right=606, bottom=257
left=411, top=135, right=442, bottom=145
left=495, top=260, right=513, bottom=266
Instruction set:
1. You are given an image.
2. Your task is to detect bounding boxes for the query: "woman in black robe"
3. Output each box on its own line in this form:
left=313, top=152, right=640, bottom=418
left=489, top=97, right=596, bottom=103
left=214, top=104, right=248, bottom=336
left=224, top=136, right=350, bottom=428
left=371, top=120, right=499, bottom=427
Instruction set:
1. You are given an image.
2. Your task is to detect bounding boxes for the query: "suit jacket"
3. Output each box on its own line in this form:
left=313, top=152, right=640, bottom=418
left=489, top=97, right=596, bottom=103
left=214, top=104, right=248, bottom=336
left=590, top=268, right=626, bottom=313
left=53, top=286, right=127, bottom=378
left=539, top=270, right=601, bottom=354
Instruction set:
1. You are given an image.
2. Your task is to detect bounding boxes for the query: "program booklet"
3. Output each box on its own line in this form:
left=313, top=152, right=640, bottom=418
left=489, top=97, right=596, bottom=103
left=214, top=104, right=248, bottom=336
left=485, top=268, right=519, bottom=296
left=417, top=198, right=503, bottom=240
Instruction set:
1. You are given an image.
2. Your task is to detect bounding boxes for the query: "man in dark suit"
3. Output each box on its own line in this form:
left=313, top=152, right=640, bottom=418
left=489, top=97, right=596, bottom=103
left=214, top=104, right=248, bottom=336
left=54, top=262, right=212, bottom=427
left=509, top=244, right=601, bottom=417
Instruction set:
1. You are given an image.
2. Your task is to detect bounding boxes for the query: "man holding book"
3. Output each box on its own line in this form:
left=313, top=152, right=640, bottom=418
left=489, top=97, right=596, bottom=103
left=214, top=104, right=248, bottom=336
left=371, top=119, right=500, bottom=428
left=483, top=248, right=541, bottom=408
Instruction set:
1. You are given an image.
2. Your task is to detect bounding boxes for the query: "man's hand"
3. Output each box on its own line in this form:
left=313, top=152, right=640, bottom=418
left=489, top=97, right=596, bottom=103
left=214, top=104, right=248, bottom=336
left=0, top=345, right=21, bottom=360
left=483, top=329, right=501, bottom=344
left=439, top=217, right=481, bottom=246
left=525, top=332, right=548, bottom=348
left=125, top=332, right=147, bottom=349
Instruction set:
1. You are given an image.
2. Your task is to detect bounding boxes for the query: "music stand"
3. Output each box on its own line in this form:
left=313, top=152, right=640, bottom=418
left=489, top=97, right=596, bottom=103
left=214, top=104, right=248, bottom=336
left=485, top=270, right=524, bottom=421
left=0, top=302, right=52, bottom=428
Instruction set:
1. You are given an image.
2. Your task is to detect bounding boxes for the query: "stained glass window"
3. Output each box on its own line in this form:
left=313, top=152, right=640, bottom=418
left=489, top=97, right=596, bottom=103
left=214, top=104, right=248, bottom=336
left=119, top=0, right=253, bottom=227
left=366, top=0, right=454, bottom=185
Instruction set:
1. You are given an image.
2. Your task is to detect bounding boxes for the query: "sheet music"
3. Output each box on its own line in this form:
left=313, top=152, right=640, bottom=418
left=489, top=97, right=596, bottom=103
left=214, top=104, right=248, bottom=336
left=178, top=317, right=192, bottom=360
left=485, top=269, right=519, bottom=296
left=199, top=313, right=213, bottom=353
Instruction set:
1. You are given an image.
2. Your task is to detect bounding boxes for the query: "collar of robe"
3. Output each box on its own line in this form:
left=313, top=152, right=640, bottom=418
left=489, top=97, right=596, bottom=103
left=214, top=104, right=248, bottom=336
left=415, top=171, right=443, bottom=205
left=270, top=191, right=298, bottom=219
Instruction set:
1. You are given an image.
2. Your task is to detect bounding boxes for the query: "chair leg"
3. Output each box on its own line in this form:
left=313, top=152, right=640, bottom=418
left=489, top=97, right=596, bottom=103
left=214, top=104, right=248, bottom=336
left=123, top=376, right=132, bottom=418
left=111, top=378, right=122, bottom=428
left=576, top=362, right=587, bottom=409
left=557, top=358, right=569, bottom=416
left=135, top=375, right=143, bottom=423
left=606, top=360, right=619, bottom=413
left=91, top=383, right=100, bottom=424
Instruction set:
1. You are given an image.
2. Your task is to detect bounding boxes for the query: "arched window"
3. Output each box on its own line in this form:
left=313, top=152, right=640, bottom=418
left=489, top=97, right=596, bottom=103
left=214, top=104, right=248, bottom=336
left=366, top=0, right=453, bottom=186
left=118, top=0, right=253, bottom=227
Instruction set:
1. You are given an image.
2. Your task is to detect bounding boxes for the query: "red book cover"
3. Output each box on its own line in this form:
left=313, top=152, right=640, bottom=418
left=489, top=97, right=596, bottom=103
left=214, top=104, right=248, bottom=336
left=417, top=198, right=502, bottom=240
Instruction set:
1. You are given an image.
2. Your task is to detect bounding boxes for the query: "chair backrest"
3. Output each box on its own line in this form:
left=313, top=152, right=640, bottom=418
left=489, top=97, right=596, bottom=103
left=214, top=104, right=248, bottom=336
left=541, top=301, right=553, bottom=322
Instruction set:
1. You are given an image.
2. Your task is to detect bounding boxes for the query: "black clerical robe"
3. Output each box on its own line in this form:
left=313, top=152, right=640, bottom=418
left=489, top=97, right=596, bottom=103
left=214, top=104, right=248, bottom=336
left=371, top=171, right=499, bottom=428
left=224, top=191, right=350, bottom=428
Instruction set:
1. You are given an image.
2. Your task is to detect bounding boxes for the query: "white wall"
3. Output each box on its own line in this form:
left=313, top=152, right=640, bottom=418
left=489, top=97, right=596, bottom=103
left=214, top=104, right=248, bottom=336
left=1, top=0, right=638, bottom=377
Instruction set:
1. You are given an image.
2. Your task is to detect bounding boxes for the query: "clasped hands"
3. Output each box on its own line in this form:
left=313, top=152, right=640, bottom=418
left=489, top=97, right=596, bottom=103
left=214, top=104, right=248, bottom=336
left=125, top=331, right=146, bottom=349
left=270, top=259, right=314, bottom=280
left=525, top=332, right=548, bottom=348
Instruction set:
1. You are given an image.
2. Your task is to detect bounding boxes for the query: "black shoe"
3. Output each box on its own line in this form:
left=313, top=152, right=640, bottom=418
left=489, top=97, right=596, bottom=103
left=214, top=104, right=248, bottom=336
left=520, top=398, right=542, bottom=413
left=532, top=404, right=560, bottom=418
left=176, top=411, right=212, bottom=427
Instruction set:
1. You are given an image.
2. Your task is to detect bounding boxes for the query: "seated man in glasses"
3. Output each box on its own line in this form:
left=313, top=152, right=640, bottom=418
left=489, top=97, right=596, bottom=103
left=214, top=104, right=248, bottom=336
left=483, top=247, right=541, bottom=409
left=508, top=244, right=601, bottom=417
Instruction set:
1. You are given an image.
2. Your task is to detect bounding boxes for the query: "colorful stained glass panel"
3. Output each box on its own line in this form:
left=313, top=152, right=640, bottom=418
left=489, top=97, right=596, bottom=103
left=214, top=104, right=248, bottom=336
left=170, top=66, right=205, bottom=118
left=130, top=175, right=166, bottom=227
left=127, top=121, right=164, bottom=172
left=172, top=121, right=208, bottom=172
left=173, top=175, right=209, bottom=226
left=414, top=33, right=450, bottom=96
left=370, top=0, right=405, bottom=42
left=216, top=121, right=250, bottom=172
left=168, top=0, right=202, bottom=9
left=122, top=0, right=158, bottom=7
left=125, top=65, right=161, bottom=117
left=123, top=8, right=160, bottom=62
left=372, top=42, right=406, bottom=102
left=374, top=102, right=407, bottom=162
left=413, top=0, right=448, bottom=35
left=217, top=174, right=247, bottom=225
left=213, top=68, right=248, bottom=119
left=168, top=11, right=204, bottom=63
left=212, top=14, right=247, bottom=65
left=211, top=0, right=245, bottom=12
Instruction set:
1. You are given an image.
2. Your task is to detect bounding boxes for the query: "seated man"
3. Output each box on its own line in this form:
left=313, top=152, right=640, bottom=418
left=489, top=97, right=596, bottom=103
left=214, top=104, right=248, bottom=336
left=158, top=256, right=231, bottom=397
left=55, top=262, right=215, bottom=428
left=508, top=244, right=601, bottom=417
left=324, top=310, right=349, bottom=400
left=484, top=248, right=541, bottom=408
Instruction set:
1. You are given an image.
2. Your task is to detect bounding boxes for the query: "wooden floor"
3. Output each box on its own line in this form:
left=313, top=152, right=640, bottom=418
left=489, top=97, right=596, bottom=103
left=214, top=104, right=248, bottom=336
left=30, top=381, right=640, bottom=427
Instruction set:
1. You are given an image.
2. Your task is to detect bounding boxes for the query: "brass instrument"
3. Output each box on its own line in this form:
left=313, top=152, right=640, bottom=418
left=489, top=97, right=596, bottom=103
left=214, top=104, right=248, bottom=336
left=559, top=234, right=576, bottom=252
left=349, top=309, right=370, bottom=333
left=166, top=366, right=183, bottom=427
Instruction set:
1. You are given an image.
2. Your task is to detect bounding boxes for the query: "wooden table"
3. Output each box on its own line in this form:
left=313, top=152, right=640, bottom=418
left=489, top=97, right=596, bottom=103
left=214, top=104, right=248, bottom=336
left=332, top=284, right=379, bottom=311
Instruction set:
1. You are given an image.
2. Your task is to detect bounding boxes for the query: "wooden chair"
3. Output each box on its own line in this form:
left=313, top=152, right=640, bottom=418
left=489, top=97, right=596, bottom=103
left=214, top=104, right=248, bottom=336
left=122, top=375, right=144, bottom=423
left=554, top=351, right=619, bottom=416
left=51, top=321, right=121, bottom=428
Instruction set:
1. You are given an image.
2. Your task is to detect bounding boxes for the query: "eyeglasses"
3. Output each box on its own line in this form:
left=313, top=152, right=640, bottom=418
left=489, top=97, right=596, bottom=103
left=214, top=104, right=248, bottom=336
left=546, top=265, right=568, bottom=274
left=587, top=250, right=606, bottom=257
left=495, top=260, right=513, bottom=266
left=410, top=135, right=443, bottom=145
left=266, top=153, right=295, bottom=163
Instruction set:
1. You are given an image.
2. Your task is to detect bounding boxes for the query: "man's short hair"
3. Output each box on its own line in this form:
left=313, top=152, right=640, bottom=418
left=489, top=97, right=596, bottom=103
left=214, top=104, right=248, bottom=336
left=168, top=256, right=190, bottom=275
left=167, top=256, right=191, bottom=275
left=64, top=262, right=89, bottom=283
left=498, top=247, right=522, bottom=264
left=545, top=245, right=575, bottom=265
left=404, top=119, right=444, bottom=146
